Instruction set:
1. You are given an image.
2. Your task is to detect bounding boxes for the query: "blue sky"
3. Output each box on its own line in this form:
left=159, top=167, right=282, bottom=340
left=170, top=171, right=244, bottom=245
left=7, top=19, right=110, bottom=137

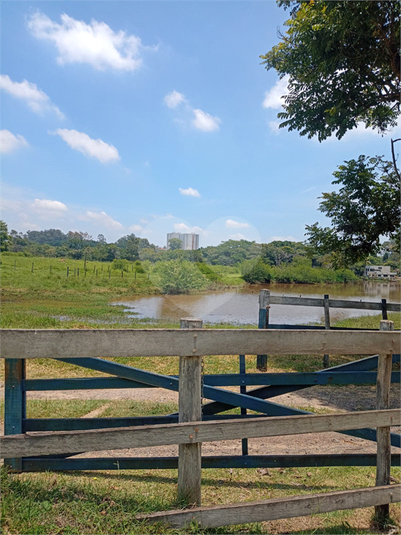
left=1, top=1, right=398, bottom=247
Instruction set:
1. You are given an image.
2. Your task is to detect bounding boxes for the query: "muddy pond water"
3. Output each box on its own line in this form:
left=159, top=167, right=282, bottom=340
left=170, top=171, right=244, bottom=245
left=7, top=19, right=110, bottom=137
left=114, top=281, right=400, bottom=326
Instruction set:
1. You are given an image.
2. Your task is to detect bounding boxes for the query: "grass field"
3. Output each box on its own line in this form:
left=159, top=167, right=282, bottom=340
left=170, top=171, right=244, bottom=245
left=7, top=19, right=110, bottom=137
left=1, top=254, right=400, bottom=534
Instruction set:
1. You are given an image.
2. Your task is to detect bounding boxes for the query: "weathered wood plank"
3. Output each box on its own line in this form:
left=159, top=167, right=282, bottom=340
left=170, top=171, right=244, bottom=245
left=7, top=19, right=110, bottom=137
left=269, top=296, right=400, bottom=311
left=142, top=485, right=401, bottom=529
left=178, top=318, right=202, bottom=506
left=257, top=289, right=269, bottom=371
left=1, top=329, right=399, bottom=358
left=375, top=320, right=394, bottom=523
left=2, top=409, right=399, bottom=458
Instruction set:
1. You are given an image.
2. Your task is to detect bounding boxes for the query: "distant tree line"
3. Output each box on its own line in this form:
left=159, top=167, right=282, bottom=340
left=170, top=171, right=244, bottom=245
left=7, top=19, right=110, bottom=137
left=1, top=221, right=399, bottom=278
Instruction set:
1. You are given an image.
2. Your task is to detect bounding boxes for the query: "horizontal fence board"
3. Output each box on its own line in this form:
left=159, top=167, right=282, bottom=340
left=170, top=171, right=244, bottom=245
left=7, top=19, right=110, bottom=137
left=269, top=296, right=401, bottom=312
left=23, top=377, right=147, bottom=391
left=143, top=484, right=401, bottom=529
left=2, top=409, right=399, bottom=458
left=24, top=414, right=264, bottom=432
left=20, top=454, right=401, bottom=472
left=1, top=329, right=399, bottom=358
left=24, top=371, right=401, bottom=391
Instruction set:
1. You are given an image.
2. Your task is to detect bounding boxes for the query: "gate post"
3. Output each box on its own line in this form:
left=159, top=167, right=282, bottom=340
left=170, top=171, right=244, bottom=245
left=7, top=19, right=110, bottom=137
left=178, top=318, right=203, bottom=506
left=4, top=359, right=26, bottom=472
left=375, top=320, right=394, bottom=525
left=256, top=290, right=270, bottom=371
left=323, top=294, right=330, bottom=368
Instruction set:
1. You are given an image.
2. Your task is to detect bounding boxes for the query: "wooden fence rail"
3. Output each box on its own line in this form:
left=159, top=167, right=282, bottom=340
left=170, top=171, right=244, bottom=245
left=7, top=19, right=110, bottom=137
left=1, top=409, right=399, bottom=459
left=144, top=485, right=401, bottom=529
left=1, top=328, right=399, bottom=358
left=268, top=295, right=401, bottom=312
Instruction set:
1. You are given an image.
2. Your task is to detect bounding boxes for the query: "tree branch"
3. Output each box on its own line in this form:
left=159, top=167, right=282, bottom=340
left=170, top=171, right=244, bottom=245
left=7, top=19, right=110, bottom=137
left=391, top=138, right=401, bottom=182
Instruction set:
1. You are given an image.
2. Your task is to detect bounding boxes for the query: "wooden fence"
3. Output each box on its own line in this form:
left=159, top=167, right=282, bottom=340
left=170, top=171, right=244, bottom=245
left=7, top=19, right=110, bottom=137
left=1, top=322, right=400, bottom=528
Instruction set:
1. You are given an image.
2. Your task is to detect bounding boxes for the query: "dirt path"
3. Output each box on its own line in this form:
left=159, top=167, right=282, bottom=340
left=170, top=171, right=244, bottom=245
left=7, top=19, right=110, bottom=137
left=6, top=382, right=398, bottom=460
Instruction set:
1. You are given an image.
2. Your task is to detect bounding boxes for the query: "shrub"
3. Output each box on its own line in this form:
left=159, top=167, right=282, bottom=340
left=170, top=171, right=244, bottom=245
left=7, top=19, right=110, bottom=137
left=195, top=262, right=222, bottom=283
left=155, top=260, right=207, bottom=294
left=112, top=259, right=130, bottom=272
left=242, top=260, right=272, bottom=284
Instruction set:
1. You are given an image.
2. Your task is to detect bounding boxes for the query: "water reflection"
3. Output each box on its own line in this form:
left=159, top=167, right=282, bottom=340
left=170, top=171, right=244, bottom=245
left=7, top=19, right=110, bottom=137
left=114, top=282, right=400, bottom=326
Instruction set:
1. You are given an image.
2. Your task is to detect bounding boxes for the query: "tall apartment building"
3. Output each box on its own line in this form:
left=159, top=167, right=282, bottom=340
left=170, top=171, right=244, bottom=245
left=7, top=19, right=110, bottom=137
left=167, top=232, right=200, bottom=250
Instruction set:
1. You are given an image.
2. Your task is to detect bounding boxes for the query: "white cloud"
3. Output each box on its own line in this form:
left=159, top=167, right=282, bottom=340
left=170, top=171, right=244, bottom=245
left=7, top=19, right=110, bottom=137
left=85, top=211, right=124, bottom=229
left=268, top=120, right=282, bottom=133
left=179, top=187, right=201, bottom=198
left=128, top=224, right=143, bottom=233
left=53, top=129, right=120, bottom=163
left=174, top=223, right=206, bottom=235
left=164, top=90, right=186, bottom=109
left=263, top=75, right=289, bottom=109
left=0, top=74, right=64, bottom=118
left=0, top=130, right=29, bottom=154
left=225, top=219, right=250, bottom=229
left=31, top=198, right=68, bottom=219
left=27, top=11, right=151, bottom=71
left=192, top=108, right=221, bottom=132
left=164, top=90, right=221, bottom=133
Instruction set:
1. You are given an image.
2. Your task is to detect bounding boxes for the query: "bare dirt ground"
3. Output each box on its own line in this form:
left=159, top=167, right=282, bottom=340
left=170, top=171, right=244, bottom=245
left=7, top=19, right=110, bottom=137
left=14, top=382, right=400, bottom=460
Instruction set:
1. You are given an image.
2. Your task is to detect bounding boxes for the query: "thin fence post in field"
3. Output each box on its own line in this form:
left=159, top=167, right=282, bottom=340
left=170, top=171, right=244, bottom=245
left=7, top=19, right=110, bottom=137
left=14, top=260, right=16, bottom=271
left=375, top=319, right=394, bottom=525
left=256, top=289, right=270, bottom=371
left=49, top=265, right=52, bottom=274
left=4, top=359, right=26, bottom=472
left=77, top=268, right=79, bottom=277
left=381, top=299, right=388, bottom=321
left=31, top=262, right=34, bottom=273
left=178, top=318, right=203, bottom=507
left=323, top=294, right=330, bottom=368
left=66, top=267, right=69, bottom=277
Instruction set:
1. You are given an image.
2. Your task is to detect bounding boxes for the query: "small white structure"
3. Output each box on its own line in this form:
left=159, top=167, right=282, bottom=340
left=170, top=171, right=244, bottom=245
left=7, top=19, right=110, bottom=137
left=364, top=265, right=397, bottom=279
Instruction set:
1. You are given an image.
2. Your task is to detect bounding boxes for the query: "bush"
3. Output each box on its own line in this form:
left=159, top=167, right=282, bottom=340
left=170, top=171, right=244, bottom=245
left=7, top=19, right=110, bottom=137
left=155, top=260, right=207, bottom=294
left=112, top=259, right=130, bottom=272
left=242, top=261, right=272, bottom=284
left=195, top=262, right=222, bottom=283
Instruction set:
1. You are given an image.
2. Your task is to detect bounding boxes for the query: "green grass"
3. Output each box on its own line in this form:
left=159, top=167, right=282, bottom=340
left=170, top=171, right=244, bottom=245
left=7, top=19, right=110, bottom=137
left=2, top=465, right=400, bottom=534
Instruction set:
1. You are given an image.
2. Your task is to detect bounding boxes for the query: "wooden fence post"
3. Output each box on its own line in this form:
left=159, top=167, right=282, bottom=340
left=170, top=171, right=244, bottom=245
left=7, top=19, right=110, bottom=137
left=4, top=359, right=26, bottom=472
left=375, top=319, right=394, bottom=525
left=323, top=294, right=330, bottom=368
left=178, top=318, right=203, bottom=507
left=239, top=354, right=248, bottom=455
left=256, top=290, right=270, bottom=371
left=381, top=299, right=388, bottom=321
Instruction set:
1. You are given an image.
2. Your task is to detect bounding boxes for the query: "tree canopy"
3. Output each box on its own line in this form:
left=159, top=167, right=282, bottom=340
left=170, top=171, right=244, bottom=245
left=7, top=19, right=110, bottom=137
left=305, top=156, right=401, bottom=267
left=261, top=1, right=400, bottom=140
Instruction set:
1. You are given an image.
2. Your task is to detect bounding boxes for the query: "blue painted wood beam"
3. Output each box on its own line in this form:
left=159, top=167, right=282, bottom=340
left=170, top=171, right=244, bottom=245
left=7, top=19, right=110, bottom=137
left=21, top=453, right=401, bottom=472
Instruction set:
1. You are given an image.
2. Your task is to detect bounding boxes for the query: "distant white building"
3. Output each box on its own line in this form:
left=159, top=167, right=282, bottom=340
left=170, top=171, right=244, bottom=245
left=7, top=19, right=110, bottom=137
left=167, top=232, right=199, bottom=250
left=364, top=265, right=397, bottom=279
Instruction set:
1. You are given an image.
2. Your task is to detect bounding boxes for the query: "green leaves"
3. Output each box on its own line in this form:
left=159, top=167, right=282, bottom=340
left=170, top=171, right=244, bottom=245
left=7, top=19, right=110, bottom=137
left=261, top=1, right=400, bottom=140
left=305, top=156, right=401, bottom=267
